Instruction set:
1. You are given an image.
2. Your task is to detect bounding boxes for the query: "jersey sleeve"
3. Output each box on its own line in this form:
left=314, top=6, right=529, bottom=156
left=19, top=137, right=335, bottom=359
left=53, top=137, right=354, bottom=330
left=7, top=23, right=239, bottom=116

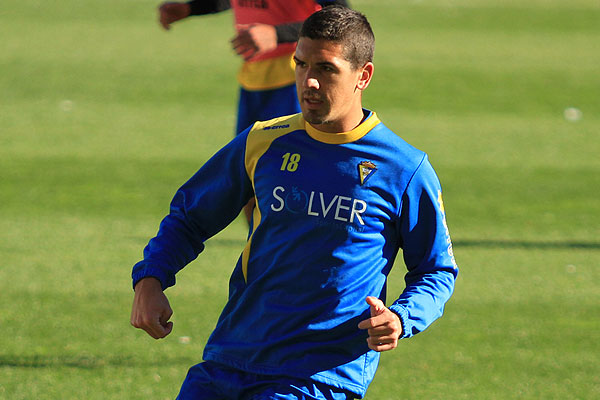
left=275, top=1, right=350, bottom=43
left=389, top=155, right=459, bottom=338
left=187, top=0, right=231, bottom=16
left=131, top=130, right=254, bottom=290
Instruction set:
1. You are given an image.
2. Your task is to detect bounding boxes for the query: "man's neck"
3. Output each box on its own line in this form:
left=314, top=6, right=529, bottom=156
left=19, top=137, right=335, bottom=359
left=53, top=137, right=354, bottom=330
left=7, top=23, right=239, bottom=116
left=309, top=107, right=366, bottom=134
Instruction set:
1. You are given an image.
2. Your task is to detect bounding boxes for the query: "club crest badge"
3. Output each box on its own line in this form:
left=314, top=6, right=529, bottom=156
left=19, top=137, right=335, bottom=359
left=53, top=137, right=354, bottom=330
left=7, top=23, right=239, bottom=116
left=358, top=161, right=377, bottom=185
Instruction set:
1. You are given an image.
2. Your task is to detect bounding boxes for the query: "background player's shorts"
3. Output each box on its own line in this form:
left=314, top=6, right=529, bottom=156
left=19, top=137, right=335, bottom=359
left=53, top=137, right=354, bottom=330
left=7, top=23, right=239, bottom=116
left=176, top=361, right=357, bottom=400
left=236, top=84, right=301, bottom=135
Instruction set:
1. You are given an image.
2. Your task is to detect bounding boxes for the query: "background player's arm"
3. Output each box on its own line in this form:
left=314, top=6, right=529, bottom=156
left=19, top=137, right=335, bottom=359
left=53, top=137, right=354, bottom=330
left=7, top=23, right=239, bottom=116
left=158, top=0, right=231, bottom=30
left=231, top=0, right=350, bottom=60
left=274, top=1, right=350, bottom=44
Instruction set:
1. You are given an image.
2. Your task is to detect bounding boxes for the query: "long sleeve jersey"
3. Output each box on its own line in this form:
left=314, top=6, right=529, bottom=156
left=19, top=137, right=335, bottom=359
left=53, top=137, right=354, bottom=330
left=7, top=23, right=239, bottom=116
left=132, top=111, right=458, bottom=397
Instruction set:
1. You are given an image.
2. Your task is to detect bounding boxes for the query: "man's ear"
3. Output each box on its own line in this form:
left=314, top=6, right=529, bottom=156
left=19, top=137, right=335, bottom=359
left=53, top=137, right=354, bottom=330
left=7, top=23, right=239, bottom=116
left=357, top=62, right=374, bottom=91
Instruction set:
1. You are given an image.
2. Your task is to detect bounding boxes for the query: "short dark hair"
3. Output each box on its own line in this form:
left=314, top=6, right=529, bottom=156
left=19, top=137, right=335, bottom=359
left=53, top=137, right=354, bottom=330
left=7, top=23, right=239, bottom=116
left=300, top=6, right=375, bottom=70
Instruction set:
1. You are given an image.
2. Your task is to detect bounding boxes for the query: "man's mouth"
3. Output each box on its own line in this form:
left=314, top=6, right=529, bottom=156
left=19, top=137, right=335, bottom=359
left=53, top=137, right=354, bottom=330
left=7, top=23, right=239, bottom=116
left=303, top=93, right=323, bottom=108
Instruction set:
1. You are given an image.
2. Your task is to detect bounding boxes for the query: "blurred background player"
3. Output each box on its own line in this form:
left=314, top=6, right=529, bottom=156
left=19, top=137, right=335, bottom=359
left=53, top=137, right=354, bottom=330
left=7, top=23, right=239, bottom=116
left=157, top=0, right=349, bottom=221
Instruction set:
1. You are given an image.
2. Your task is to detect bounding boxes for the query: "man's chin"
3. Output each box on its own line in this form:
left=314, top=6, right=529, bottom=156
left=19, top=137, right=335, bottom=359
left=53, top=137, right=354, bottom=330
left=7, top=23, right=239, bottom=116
left=302, top=110, right=328, bottom=126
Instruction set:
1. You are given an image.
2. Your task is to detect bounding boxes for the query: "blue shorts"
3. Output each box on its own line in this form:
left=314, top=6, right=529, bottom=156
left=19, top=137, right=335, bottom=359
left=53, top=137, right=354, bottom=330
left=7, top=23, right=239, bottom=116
left=176, top=361, right=357, bottom=400
left=236, top=84, right=301, bottom=135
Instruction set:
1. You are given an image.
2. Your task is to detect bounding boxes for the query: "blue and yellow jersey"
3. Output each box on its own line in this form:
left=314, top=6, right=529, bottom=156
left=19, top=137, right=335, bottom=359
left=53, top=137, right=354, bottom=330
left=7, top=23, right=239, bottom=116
left=132, top=110, right=458, bottom=397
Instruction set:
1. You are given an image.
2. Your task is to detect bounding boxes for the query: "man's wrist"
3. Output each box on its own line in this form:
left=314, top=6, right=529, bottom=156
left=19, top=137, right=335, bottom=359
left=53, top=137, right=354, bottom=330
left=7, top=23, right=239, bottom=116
left=133, top=276, right=162, bottom=291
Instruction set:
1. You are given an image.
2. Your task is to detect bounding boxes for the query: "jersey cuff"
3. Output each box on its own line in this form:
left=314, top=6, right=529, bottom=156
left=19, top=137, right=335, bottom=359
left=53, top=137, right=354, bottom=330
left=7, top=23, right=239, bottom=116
left=132, top=263, right=175, bottom=291
left=389, top=303, right=411, bottom=339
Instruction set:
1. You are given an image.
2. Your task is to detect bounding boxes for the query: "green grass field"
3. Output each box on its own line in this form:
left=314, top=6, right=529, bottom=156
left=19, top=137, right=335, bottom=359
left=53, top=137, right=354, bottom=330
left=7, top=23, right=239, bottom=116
left=1, top=0, right=599, bottom=398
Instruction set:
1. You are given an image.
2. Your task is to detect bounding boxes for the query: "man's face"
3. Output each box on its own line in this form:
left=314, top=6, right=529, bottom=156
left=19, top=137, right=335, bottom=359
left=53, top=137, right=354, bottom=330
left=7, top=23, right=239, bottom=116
left=294, top=38, right=371, bottom=133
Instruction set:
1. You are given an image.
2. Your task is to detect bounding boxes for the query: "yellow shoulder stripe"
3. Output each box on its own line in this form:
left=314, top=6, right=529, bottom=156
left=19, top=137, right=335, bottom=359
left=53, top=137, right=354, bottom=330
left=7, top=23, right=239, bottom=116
left=241, top=114, right=303, bottom=282
left=245, top=114, right=304, bottom=181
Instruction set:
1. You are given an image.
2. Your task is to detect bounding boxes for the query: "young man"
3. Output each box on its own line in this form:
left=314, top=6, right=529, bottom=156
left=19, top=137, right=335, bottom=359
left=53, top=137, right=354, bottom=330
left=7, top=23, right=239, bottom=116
left=131, top=6, right=458, bottom=399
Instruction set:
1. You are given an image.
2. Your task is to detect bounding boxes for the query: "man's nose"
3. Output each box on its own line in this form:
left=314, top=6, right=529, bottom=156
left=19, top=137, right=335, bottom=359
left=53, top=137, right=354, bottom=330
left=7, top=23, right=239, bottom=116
left=306, top=77, right=320, bottom=90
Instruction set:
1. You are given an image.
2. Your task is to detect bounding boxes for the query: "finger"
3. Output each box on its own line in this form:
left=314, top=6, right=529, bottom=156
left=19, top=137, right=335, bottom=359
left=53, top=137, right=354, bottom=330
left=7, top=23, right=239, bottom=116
left=131, top=310, right=170, bottom=339
left=368, top=312, right=396, bottom=328
left=366, top=327, right=398, bottom=341
left=358, top=297, right=383, bottom=330
left=159, top=12, right=172, bottom=30
left=146, top=320, right=173, bottom=339
left=159, top=309, right=173, bottom=327
left=232, top=27, right=249, bottom=39
left=359, top=315, right=402, bottom=341
left=157, top=310, right=173, bottom=338
left=136, top=318, right=162, bottom=339
left=235, top=23, right=251, bottom=31
left=367, top=334, right=395, bottom=345
left=231, top=33, right=252, bottom=49
left=231, top=38, right=254, bottom=53
left=231, top=42, right=251, bottom=54
left=367, top=330, right=399, bottom=350
left=366, top=325, right=396, bottom=339
left=163, top=321, right=174, bottom=337
left=358, top=313, right=387, bottom=330
left=146, top=318, right=171, bottom=339
left=232, top=47, right=253, bottom=58
left=144, top=327, right=161, bottom=340
left=357, top=317, right=375, bottom=330
left=365, top=296, right=386, bottom=316
left=234, top=47, right=257, bottom=60
left=230, top=36, right=242, bottom=47
left=366, top=337, right=398, bottom=352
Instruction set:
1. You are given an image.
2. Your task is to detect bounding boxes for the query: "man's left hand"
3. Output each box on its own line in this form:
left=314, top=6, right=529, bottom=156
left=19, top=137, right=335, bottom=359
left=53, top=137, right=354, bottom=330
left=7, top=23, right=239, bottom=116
left=358, top=296, right=403, bottom=352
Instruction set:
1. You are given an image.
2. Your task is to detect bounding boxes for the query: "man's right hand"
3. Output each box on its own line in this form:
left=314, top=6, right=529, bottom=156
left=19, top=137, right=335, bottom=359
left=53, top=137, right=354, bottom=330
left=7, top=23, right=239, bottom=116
left=158, top=2, right=192, bottom=30
left=130, top=277, right=174, bottom=339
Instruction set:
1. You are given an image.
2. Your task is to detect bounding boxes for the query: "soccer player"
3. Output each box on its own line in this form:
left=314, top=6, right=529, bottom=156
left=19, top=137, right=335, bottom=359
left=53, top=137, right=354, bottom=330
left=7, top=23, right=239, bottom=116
left=131, top=6, right=458, bottom=399
left=157, top=0, right=349, bottom=222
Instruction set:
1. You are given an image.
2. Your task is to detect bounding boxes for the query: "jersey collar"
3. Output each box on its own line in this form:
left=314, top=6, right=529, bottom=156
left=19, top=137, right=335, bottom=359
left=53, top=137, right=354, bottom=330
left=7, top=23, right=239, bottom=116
left=303, top=110, right=380, bottom=144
